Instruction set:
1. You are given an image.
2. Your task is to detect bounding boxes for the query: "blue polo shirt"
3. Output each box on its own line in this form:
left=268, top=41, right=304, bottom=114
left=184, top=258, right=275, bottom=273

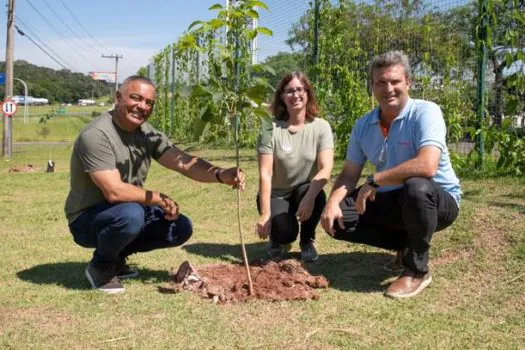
left=346, top=98, right=461, bottom=206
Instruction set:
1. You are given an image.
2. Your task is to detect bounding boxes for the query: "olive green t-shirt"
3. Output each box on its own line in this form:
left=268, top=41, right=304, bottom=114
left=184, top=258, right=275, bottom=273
left=64, top=111, right=173, bottom=224
left=257, top=117, right=334, bottom=197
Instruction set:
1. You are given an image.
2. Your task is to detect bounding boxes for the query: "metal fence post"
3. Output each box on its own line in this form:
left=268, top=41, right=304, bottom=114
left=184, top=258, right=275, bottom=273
left=312, top=0, right=320, bottom=81
left=170, top=45, right=175, bottom=137
left=476, top=0, right=489, bottom=169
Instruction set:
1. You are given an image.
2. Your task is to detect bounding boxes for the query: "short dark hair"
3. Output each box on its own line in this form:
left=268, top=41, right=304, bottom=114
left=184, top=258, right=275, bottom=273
left=118, top=75, right=156, bottom=94
left=369, top=50, right=411, bottom=84
left=270, top=71, right=319, bottom=122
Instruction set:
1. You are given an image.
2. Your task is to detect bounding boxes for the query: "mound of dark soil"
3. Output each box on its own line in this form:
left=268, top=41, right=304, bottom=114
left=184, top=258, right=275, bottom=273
left=159, top=259, right=329, bottom=304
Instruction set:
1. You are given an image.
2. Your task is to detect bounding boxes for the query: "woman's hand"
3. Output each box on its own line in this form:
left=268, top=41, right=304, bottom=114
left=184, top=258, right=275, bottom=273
left=255, top=213, right=271, bottom=239
left=296, top=197, right=315, bottom=222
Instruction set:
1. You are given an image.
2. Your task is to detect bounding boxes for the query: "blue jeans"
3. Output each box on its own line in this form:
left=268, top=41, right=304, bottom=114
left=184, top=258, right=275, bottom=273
left=69, top=202, right=193, bottom=270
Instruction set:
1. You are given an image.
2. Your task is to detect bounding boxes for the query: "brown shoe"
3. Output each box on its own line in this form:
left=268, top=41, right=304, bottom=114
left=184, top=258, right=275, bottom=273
left=384, top=269, right=432, bottom=299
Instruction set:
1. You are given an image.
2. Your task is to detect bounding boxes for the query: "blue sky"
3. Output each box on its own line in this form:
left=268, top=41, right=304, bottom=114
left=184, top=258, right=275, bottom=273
left=2, top=0, right=483, bottom=83
left=0, top=0, right=221, bottom=80
left=0, top=0, right=309, bottom=82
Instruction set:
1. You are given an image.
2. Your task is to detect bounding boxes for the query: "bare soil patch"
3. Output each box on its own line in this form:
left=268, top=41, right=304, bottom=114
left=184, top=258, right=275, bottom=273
left=472, top=207, right=514, bottom=258
left=8, top=164, right=37, bottom=173
left=159, top=259, right=329, bottom=304
left=432, top=246, right=474, bottom=266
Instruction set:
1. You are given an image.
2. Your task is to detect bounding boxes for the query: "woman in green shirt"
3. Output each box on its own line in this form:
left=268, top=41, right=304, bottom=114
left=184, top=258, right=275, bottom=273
left=256, top=72, right=334, bottom=262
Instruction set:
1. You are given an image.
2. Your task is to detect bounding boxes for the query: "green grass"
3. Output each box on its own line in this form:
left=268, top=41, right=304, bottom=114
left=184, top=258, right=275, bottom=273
left=11, top=114, right=95, bottom=143
left=17, top=104, right=109, bottom=117
left=0, top=142, right=524, bottom=349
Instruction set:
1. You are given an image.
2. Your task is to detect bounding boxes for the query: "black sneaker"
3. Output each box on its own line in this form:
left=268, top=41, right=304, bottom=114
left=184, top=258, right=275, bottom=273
left=116, top=259, right=139, bottom=279
left=85, top=264, right=125, bottom=294
left=300, top=241, right=319, bottom=262
left=267, top=239, right=292, bottom=259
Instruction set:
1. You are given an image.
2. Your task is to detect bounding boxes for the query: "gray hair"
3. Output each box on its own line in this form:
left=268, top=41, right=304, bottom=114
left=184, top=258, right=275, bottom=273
left=118, top=75, right=155, bottom=94
left=369, top=51, right=411, bottom=83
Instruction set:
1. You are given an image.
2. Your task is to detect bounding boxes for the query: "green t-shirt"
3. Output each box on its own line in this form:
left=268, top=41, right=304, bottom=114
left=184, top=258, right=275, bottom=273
left=64, top=111, right=173, bottom=223
left=257, top=117, right=334, bottom=197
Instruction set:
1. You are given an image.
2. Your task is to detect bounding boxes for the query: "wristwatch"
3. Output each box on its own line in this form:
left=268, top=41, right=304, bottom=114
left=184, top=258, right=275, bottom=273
left=366, top=174, right=379, bottom=188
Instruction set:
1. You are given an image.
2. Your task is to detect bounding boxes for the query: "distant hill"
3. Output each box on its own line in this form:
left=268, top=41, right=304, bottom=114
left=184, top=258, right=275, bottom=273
left=0, top=60, right=112, bottom=104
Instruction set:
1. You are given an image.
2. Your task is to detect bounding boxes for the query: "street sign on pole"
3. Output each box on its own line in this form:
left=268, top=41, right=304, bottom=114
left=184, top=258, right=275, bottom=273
left=2, top=98, right=17, bottom=116
left=0, top=73, right=5, bottom=85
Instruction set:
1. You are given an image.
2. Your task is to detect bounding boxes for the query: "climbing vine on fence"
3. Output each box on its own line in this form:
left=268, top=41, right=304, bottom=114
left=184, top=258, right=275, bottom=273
left=486, top=0, right=525, bottom=175
left=148, top=0, right=274, bottom=145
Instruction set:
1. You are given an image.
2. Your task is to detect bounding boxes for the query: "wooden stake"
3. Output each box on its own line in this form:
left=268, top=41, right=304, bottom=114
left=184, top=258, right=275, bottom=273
left=233, top=110, right=253, bottom=295
left=237, top=186, right=254, bottom=295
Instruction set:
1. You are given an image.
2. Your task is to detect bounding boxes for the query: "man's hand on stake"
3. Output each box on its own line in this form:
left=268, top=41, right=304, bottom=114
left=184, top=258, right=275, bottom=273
left=217, top=167, right=246, bottom=191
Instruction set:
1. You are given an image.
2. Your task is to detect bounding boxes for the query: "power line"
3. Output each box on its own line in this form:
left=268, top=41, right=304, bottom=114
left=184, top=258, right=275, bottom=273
left=15, top=25, right=70, bottom=71
left=15, top=16, right=77, bottom=71
left=23, top=0, right=100, bottom=68
left=57, top=0, right=141, bottom=78
left=41, top=0, right=99, bottom=53
left=55, top=0, right=138, bottom=78
left=58, top=0, right=108, bottom=52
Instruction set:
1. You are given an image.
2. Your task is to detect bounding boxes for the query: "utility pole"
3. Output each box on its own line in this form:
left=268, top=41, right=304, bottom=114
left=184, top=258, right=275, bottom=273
left=102, top=54, right=123, bottom=95
left=3, top=0, right=15, bottom=158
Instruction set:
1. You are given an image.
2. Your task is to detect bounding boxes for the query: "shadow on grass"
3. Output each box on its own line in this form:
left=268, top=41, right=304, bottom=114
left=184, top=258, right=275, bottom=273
left=489, top=200, right=525, bottom=212
left=17, top=262, right=169, bottom=290
left=462, top=189, right=483, bottom=199
left=183, top=242, right=396, bottom=293
left=304, top=251, right=396, bottom=293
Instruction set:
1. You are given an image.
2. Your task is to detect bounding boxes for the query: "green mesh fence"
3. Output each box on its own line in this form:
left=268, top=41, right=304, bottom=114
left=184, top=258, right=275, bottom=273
left=257, top=0, right=524, bottom=162
left=147, top=0, right=524, bottom=171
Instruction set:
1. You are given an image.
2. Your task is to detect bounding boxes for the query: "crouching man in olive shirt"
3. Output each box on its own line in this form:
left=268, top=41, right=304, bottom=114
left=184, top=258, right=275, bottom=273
left=65, top=76, right=245, bottom=294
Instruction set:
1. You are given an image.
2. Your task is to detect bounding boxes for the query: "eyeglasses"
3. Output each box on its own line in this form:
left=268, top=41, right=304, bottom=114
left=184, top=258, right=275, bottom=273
left=283, top=87, right=307, bottom=97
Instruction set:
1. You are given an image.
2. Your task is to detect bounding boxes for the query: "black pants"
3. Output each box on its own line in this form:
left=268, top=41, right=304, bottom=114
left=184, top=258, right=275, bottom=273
left=332, top=177, right=459, bottom=274
left=257, top=183, right=326, bottom=245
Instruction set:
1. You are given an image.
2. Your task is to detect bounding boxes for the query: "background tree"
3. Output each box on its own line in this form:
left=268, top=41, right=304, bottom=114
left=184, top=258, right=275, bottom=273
left=136, top=66, right=148, bottom=78
left=486, top=0, right=525, bottom=124
left=284, top=0, right=478, bottom=157
left=254, top=51, right=305, bottom=87
left=0, top=60, right=112, bottom=103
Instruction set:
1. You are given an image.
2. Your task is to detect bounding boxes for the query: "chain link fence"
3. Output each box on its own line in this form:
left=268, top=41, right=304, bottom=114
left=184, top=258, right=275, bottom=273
left=147, top=0, right=524, bottom=171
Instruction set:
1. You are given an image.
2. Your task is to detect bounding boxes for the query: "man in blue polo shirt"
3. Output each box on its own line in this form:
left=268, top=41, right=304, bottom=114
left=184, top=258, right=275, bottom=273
left=321, top=50, right=461, bottom=299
